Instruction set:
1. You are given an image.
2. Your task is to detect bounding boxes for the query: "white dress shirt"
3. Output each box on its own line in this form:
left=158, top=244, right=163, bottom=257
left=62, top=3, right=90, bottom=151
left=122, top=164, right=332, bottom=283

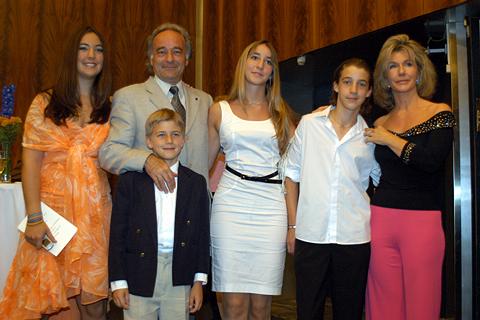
left=285, top=106, right=381, bottom=245
left=156, top=162, right=179, bottom=253
left=111, top=162, right=207, bottom=291
left=154, top=76, right=186, bottom=107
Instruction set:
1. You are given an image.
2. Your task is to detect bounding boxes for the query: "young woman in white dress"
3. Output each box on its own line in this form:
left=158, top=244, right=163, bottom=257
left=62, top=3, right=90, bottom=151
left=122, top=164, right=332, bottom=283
left=208, top=40, right=296, bottom=319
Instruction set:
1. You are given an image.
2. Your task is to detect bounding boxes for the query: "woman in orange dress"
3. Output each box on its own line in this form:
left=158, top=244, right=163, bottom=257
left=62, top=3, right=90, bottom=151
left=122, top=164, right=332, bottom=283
left=0, top=26, right=112, bottom=319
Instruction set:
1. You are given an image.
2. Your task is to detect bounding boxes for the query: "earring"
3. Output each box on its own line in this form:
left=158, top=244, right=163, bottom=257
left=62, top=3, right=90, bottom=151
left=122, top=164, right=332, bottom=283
left=416, top=79, right=420, bottom=85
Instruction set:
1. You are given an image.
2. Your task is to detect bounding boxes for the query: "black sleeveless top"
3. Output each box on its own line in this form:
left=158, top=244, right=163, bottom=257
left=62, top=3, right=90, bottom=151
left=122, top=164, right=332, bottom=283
left=371, top=111, right=455, bottom=210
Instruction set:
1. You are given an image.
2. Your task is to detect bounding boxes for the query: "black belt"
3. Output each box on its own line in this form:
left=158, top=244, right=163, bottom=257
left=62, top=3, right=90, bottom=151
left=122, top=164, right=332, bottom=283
left=225, top=165, right=282, bottom=184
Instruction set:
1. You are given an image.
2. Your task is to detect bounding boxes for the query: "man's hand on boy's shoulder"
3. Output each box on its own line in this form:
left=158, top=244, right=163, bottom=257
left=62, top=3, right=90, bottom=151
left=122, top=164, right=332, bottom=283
left=112, top=288, right=130, bottom=309
left=144, top=154, right=177, bottom=193
left=189, top=281, right=203, bottom=313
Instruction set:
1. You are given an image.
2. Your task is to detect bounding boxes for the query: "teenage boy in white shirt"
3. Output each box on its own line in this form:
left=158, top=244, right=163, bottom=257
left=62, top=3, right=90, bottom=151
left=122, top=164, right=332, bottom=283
left=285, top=58, right=381, bottom=320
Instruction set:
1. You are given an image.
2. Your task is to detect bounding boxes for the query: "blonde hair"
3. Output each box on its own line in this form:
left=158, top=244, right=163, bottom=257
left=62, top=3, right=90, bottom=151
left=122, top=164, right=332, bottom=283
left=145, top=108, right=185, bottom=136
left=227, top=40, right=295, bottom=155
left=374, top=34, right=437, bottom=109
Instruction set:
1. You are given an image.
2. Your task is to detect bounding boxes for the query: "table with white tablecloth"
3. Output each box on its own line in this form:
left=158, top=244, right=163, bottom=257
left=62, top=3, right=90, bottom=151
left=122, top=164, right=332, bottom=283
left=0, top=182, right=25, bottom=298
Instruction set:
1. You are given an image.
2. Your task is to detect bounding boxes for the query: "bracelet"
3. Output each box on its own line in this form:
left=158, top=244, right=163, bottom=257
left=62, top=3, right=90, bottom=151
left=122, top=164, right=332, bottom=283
left=27, top=220, right=44, bottom=226
left=27, top=215, right=43, bottom=222
left=288, top=225, right=296, bottom=229
left=27, top=212, right=44, bottom=225
left=28, top=212, right=43, bottom=218
left=27, top=212, right=43, bottom=222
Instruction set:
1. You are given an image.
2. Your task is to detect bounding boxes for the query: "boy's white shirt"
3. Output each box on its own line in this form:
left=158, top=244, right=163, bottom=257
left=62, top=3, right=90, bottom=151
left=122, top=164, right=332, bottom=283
left=285, top=105, right=381, bottom=245
left=111, top=161, right=207, bottom=292
left=156, top=162, right=179, bottom=253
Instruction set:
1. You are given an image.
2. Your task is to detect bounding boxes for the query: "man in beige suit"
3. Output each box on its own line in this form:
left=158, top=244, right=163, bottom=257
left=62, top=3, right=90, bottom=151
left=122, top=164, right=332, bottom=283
left=99, top=23, right=212, bottom=192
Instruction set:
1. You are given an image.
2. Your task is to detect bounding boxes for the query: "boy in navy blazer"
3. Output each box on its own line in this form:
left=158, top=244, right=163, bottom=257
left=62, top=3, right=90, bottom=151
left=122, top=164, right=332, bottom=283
left=109, top=108, right=210, bottom=320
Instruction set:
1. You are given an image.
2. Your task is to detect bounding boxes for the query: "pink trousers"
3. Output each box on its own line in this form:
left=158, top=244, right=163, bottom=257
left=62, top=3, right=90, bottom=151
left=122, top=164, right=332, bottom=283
left=366, top=205, right=445, bottom=320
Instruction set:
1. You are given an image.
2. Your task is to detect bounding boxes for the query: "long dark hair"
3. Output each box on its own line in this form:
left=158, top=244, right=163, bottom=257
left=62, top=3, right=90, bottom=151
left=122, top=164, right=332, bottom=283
left=330, top=57, right=372, bottom=116
left=44, top=26, right=111, bottom=125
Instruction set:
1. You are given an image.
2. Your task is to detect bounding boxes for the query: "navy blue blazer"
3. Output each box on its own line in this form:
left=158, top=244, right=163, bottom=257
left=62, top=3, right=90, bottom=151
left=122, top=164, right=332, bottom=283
left=108, top=164, right=210, bottom=297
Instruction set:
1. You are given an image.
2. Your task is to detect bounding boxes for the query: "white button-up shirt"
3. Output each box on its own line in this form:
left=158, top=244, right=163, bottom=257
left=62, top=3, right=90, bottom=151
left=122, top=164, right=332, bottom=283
left=285, top=106, right=381, bottom=245
left=156, top=162, right=178, bottom=252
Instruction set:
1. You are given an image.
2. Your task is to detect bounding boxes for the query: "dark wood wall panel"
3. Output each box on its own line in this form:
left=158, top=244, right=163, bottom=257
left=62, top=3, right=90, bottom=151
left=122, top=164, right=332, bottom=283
left=202, top=0, right=349, bottom=98
left=148, top=0, right=197, bottom=87
left=424, top=0, right=465, bottom=12
left=83, top=0, right=112, bottom=32
left=384, top=0, right=424, bottom=26
left=4, top=0, right=42, bottom=121
left=202, top=0, right=466, bottom=99
left=38, top=1, right=85, bottom=92
left=0, top=0, right=467, bottom=123
left=1, top=0, right=42, bottom=166
left=0, top=0, right=197, bottom=166
left=110, top=1, right=152, bottom=91
left=311, top=1, right=347, bottom=49
left=0, top=0, right=196, bottom=123
left=0, top=0, right=8, bottom=87
left=346, top=0, right=382, bottom=37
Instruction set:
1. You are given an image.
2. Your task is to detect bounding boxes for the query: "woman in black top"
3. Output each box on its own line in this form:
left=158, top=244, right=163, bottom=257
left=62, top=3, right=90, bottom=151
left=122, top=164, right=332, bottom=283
left=364, top=34, right=455, bottom=320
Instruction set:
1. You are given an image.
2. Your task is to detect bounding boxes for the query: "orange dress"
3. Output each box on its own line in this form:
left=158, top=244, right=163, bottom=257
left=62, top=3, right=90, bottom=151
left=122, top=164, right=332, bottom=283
left=0, top=94, right=111, bottom=319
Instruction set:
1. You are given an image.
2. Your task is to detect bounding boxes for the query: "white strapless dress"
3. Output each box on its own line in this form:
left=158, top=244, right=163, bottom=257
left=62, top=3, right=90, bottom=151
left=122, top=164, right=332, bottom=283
left=211, top=101, right=287, bottom=295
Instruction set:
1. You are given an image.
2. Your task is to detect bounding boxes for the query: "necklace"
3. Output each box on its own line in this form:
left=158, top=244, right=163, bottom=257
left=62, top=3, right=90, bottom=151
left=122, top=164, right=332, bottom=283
left=245, top=99, right=267, bottom=106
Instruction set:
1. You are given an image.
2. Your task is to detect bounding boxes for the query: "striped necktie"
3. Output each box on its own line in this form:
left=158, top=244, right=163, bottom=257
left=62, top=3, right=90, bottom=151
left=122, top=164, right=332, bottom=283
left=169, top=85, right=186, bottom=123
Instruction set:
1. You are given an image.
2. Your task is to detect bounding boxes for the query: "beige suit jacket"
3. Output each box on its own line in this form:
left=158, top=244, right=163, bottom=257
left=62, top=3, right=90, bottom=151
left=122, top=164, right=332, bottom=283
left=99, top=77, right=213, bottom=182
